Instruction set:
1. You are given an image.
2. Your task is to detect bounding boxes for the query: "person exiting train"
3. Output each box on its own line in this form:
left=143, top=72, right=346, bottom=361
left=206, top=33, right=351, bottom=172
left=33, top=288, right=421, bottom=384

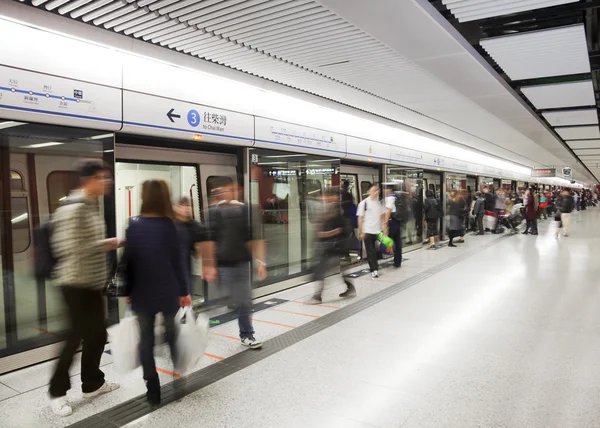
left=357, top=185, right=386, bottom=278
left=208, top=180, right=267, bottom=349
left=556, top=190, right=574, bottom=238
left=49, top=160, right=121, bottom=417
left=122, top=180, right=192, bottom=407
left=312, top=188, right=356, bottom=302
left=384, top=186, right=404, bottom=268
left=473, top=192, right=485, bottom=235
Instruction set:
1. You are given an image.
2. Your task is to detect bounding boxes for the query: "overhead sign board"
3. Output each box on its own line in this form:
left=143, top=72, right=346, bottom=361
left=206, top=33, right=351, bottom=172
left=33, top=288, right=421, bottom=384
left=254, top=117, right=345, bottom=156
left=0, top=65, right=121, bottom=130
left=532, top=168, right=556, bottom=178
left=562, top=166, right=572, bottom=179
left=121, top=91, right=254, bottom=146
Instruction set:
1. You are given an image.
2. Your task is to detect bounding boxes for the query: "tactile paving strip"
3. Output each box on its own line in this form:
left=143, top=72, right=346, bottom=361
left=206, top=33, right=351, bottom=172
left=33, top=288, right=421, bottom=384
left=68, top=236, right=508, bottom=428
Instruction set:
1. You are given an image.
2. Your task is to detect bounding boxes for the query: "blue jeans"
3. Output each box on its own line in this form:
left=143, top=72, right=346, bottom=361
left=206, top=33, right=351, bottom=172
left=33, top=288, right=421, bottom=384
left=219, top=263, right=254, bottom=339
left=137, top=311, right=177, bottom=381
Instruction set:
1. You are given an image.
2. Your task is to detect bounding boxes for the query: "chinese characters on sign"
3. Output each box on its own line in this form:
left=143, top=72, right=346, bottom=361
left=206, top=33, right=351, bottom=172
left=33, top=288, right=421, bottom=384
left=267, top=170, right=297, bottom=177
left=203, top=112, right=227, bottom=126
left=532, top=168, right=556, bottom=178
left=24, top=95, right=38, bottom=103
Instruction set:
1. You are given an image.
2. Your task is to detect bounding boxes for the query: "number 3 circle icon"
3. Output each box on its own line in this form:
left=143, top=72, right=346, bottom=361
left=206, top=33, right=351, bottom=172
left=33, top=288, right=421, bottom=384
left=187, top=109, right=200, bottom=127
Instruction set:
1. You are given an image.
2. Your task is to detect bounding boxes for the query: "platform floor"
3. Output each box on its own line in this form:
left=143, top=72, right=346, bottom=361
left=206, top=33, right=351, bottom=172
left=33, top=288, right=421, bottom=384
left=1, top=210, right=599, bottom=428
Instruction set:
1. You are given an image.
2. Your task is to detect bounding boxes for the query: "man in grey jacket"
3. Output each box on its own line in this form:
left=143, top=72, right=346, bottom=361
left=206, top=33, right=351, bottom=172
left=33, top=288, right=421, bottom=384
left=49, top=160, right=121, bottom=417
left=473, top=192, right=485, bottom=235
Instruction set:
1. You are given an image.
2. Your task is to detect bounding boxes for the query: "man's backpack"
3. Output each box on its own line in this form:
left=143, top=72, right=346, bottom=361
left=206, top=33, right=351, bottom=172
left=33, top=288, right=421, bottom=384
left=34, top=199, right=83, bottom=280
left=392, top=191, right=410, bottom=223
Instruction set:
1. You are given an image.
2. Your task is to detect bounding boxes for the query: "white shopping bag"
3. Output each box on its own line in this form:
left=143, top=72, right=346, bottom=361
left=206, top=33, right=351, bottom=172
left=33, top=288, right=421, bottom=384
left=174, top=307, right=209, bottom=373
left=107, top=310, right=141, bottom=374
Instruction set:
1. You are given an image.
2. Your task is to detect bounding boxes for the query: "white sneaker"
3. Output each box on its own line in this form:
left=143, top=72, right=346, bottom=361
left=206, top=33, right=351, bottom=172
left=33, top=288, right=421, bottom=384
left=82, top=382, right=120, bottom=399
left=241, top=336, right=263, bottom=349
left=51, top=396, right=72, bottom=417
left=371, top=271, right=379, bottom=278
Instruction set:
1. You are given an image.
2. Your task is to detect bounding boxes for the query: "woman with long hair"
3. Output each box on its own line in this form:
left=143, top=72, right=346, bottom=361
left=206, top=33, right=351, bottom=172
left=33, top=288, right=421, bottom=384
left=123, top=179, right=191, bottom=406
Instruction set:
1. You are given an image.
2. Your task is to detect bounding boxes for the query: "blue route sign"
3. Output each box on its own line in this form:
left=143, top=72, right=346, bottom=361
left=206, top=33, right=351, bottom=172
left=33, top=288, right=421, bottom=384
left=187, top=109, right=200, bottom=127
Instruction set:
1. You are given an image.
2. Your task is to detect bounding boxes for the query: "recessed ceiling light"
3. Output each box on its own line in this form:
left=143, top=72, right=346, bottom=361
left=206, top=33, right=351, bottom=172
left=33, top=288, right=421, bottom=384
left=21, top=142, right=64, bottom=148
left=0, top=121, right=26, bottom=130
left=81, top=133, right=113, bottom=140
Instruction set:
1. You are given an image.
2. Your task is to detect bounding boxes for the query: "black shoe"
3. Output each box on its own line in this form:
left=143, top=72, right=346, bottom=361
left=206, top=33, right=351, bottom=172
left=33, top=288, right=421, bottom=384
left=448, top=243, right=457, bottom=247
left=394, top=264, right=401, bottom=268
left=311, top=294, right=322, bottom=303
left=339, top=284, right=357, bottom=298
left=146, top=378, right=161, bottom=407
left=522, top=231, right=529, bottom=235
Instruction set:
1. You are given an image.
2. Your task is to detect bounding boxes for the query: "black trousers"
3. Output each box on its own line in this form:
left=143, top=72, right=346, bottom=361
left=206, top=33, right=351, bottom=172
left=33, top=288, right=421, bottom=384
left=138, top=311, right=177, bottom=381
left=364, top=233, right=379, bottom=272
left=388, top=219, right=402, bottom=266
left=49, top=287, right=107, bottom=398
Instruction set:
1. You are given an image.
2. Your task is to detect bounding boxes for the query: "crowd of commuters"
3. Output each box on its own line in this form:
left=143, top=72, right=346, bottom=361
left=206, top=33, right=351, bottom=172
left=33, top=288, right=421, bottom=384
left=45, top=161, right=598, bottom=416
left=47, top=160, right=266, bottom=415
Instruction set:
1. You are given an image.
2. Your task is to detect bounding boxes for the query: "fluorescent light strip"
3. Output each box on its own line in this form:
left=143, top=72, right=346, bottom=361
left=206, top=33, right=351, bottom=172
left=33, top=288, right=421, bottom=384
left=22, top=142, right=64, bottom=148
left=11, top=213, right=28, bottom=224
left=0, top=121, right=26, bottom=130
left=81, top=133, right=114, bottom=140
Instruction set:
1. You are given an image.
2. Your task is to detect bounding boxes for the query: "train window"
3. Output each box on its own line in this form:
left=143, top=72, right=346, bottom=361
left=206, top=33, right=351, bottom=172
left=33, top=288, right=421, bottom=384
left=47, top=171, right=78, bottom=214
left=11, top=170, right=24, bottom=191
left=360, top=181, right=372, bottom=200
left=11, top=197, right=30, bottom=253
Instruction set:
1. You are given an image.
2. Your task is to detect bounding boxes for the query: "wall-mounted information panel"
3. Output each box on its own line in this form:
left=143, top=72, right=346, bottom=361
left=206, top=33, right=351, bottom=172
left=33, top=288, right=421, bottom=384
left=0, top=65, right=121, bottom=130
left=346, top=136, right=391, bottom=162
left=254, top=117, right=346, bottom=156
left=121, top=91, right=254, bottom=146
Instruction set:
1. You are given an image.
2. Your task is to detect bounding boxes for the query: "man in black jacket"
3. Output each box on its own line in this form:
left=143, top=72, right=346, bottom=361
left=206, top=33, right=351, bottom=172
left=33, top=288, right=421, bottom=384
left=208, top=181, right=266, bottom=349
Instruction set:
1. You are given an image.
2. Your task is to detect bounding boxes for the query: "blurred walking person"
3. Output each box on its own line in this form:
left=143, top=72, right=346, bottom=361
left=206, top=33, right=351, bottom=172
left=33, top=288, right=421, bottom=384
left=447, top=191, right=466, bottom=247
left=523, top=188, right=538, bottom=235
left=357, top=185, right=386, bottom=278
left=122, top=180, right=192, bottom=407
left=312, top=188, right=356, bottom=302
left=556, top=190, right=574, bottom=238
left=424, top=190, right=442, bottom=249
left=384, top=186, right=405, bottom=268
left=208, top=181, right=267, bottom=348
left=49, top=160, right=121, bottom=417
left=173, top=197, right=216, bottom=301
left=473, top=192, right=485, bottom=235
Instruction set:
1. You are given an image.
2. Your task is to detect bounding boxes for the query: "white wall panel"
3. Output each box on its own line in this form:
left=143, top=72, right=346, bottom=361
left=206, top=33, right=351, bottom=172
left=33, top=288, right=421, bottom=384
left=0, top=18, right=122, bottom=88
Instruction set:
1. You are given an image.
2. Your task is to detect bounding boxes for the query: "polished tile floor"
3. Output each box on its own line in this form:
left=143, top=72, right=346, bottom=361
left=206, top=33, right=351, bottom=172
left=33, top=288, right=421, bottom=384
left=2, top=210, right=598, bottom=427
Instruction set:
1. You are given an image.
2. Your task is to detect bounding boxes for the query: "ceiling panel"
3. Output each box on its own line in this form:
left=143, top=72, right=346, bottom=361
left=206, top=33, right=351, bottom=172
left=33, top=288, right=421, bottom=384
left=556, top=126, right=600, bottom=140
left=542, top=109, right=599, bottom=127
left=574, top=149, right=600, bottom=156
left=521, top=81, right=596, bottom=109
left=480, top=25, right=590, bottom=80
left=567, top=139, right=600, bottom=149
left=442, top=0, right=578, bottom=23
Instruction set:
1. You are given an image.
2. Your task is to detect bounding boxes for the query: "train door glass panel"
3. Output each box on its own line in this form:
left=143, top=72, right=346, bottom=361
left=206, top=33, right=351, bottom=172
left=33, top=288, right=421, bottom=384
left=386, top=167, right=423, bottom=247
left=114, top=161, right=201, bottom=309
left=339, top=174, right=359, bottom=204
left=249, top=149, right=339, bottom=286
left=1, top=121, right=112, bottom=356
left=423, top=172, right=443, bottom=242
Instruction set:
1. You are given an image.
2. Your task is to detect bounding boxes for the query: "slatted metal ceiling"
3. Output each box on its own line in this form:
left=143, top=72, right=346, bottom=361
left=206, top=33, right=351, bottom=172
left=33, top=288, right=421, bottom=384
left=16, top=0, right=596, bottom=182
left=567, top=139, right=600, bottom=149
left=556, top=126, right=600, bottom=141
left=480, top=25, right=590, bottom=81
left=442, top=0, right=578, bottom=23
left=521, top=81, right=596, bottom=110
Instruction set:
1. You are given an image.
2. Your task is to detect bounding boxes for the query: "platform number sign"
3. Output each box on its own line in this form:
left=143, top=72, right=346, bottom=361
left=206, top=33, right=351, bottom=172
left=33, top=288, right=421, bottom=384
left=187, top=109, right=200, bottom=127
left=562, top=167, right=572, bottom=179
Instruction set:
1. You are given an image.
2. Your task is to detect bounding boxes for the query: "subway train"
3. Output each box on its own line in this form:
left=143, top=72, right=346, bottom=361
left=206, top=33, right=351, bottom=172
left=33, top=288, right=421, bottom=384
left=0, top=11, right=539, bottom=373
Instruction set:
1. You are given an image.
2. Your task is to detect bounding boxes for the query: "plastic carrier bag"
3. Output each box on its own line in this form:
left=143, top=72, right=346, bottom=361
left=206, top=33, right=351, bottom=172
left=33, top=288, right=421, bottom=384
left=175, top=307, right=209, bottom=373
left=107, top=309, right=141, bottom=374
